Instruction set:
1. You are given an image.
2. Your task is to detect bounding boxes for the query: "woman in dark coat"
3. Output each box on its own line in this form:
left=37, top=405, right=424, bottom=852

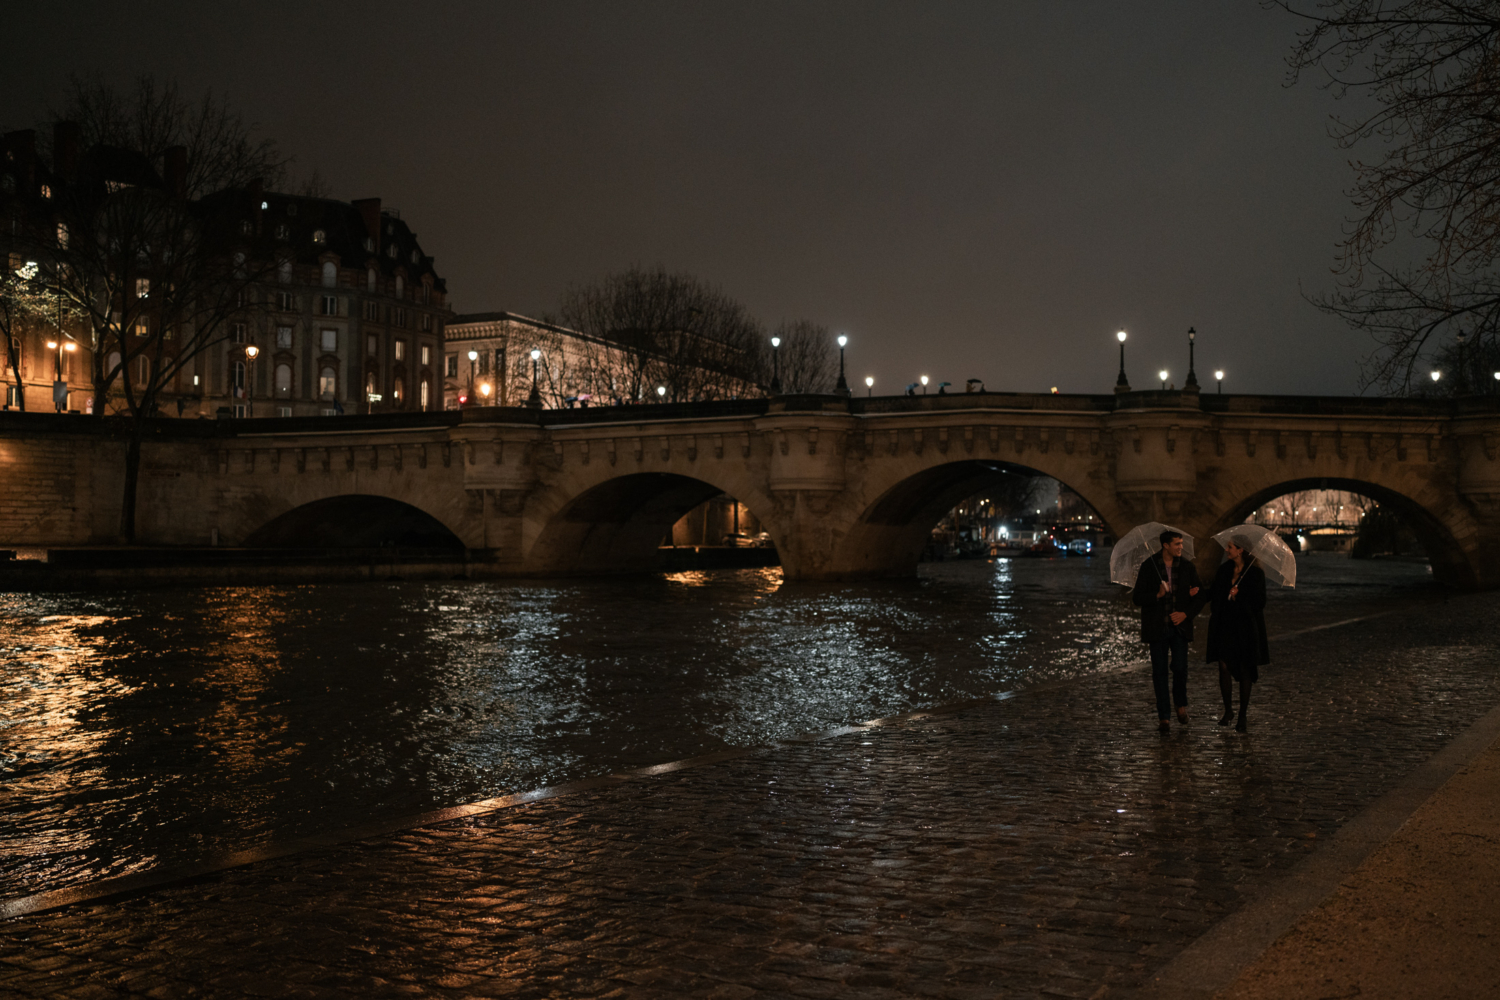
left=1205, top=540, right=1270, bottom=732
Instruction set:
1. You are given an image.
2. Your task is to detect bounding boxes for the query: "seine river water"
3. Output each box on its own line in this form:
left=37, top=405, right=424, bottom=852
left=0, top=553, right=1437, bottom=900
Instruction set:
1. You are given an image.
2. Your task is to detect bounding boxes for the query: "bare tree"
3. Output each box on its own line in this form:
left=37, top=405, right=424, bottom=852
left=557, top=266, right=764, bottom=402
left=768, top=319, right=839, bottom=394
left=1276, top=1, right=1500, bottom=392
left=18, top=76, right=285, bottom=540
left=0, top=259, right=81, bottom=410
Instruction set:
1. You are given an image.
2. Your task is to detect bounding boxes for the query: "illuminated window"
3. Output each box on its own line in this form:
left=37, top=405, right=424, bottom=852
left=134, top=316, right=150, bottom=337
left=420, top=345, right=430, bottom=366
left=274, top=363, right=292, bottom=397
left=319, top=366, right=336, bottom=398
left=56, top=222, right=68, bottom=247
left=420, top=378, right=430, bottom=410
left=393, top=376, right=404, bottom=402
left=394, top=340, right=406, bottom=361
left=40, top=183, right=52, bottom=199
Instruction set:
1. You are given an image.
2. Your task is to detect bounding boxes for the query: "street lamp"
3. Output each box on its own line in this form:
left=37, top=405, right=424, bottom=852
left=467, top=349, right=478, bottom=408
left=1431, top=369, right=1442, bottom=383
left=1214, top=369, right=1224, bottom=394
left=836, top=334, right=849, bottom=395
left=1185, top=327, right=1199, bottom=390
left=920, top=374, right=929, bottom=394
left=1158, top=369, right=1168, bottom=390
left=656, top=385, right=667, bottom=401
left=1115, top=330, right=1130, bottom=392
left=865, top=375, right=874, bottom=396
left=769, top=336, right=782, bottom=394
left=480, top=382, right=491, bottom=401
left=244, top=344, right=260, bottom=417
left=527, top=348, right=542, bottom=408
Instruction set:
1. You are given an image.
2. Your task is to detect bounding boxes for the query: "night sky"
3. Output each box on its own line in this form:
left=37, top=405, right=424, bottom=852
left=4, top=2, right=1367, bottom=396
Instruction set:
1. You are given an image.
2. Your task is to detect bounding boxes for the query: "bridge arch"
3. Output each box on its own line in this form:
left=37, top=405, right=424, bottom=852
left=523, top=471, right=780, bottom=575
left=832, top=459, right=1128, bottom=578
left=1201, top=476, right=1473, bottom=587
left=243, top=494, right=466, bottom=550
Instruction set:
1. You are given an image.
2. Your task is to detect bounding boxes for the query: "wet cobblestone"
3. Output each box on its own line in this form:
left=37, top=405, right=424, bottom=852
left=2, top=594, right=1498, bottom=999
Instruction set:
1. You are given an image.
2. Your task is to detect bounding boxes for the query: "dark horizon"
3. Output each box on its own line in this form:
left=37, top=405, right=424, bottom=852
left=3, top=2, right=1370, bottom=397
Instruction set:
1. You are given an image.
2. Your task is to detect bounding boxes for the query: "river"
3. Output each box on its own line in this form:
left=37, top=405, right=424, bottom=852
left=0, top=553, right=1436, bottom=900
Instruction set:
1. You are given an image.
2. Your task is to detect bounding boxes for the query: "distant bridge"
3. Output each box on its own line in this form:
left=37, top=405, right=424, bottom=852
left=3, top=388, right=1499, bottom=587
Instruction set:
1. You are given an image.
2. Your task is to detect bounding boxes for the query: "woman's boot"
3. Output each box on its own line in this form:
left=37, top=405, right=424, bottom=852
left=1235, top=681, right=1252, bottom=732
left=1218, top=664, right=1234, bottom=726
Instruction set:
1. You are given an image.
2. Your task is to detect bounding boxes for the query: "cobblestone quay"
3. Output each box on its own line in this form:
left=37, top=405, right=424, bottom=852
left=2, top=591, right=1497, bottom=999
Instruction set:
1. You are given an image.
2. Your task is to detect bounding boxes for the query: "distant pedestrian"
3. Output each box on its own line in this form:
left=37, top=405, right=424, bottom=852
left=1132, top=529, right=1205, bottom=732
left=1205, top=540, right=1269, bottom=732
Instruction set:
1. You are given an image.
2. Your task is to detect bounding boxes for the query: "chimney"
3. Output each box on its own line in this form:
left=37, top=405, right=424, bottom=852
left=164, top=145, right=187, bottom=199
left=351, top=198, right=381, bottom=254
left=4, top=131, right=37, bottom=193
left=53, top=121, right=80, bottom=182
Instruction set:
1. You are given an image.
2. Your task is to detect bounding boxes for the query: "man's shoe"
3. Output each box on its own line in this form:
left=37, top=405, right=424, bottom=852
left=1159, top=720, right=1172, bottom=734
left=1218, top=708, right=1234, bottom=726
left=1177, top=708, right=1189, bottom=726
left=1235, top=711, right=1248, bottom=733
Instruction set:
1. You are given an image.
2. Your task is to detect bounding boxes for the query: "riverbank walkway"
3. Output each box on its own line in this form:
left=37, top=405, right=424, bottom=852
left=1, top=592, right=1497, bottom=999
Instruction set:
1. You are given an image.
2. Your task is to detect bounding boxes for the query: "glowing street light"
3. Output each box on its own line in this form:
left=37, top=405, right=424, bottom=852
left=920, top=374, right=929, bottom=394
left=1431, top=369, right=1442, bottom=383
left=480, top=382, right=492, bottom=400
left=1115, top=330, right=1130, bottom=392
left=865, top=375, right=874, bottom=396
left=656, top=385, right=667, bottom=400
left=1215, top=369, right=1224, bottom=394
left=769, top=336, right=782, bottom=394
left=1158, top=368, right=1168, bottom=390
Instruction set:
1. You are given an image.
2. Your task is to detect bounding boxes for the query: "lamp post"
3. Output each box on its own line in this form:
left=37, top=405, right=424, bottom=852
left=527, top=348, right=542, bottom=408
left=467, top=349, right=478, bottom=408
left=865, top=375, right=874, bottom=397
left=920, top=374, right=929, bottom=394
left=1456, top=331, right=1469, bottom=393
left=769, top=336, right=782, bottom=394
left=656, top=385, right=667, bottom=402
left=1158, top=369, right=1168, bottom=390
left=1214, top=369, right=1224, bottom=394
left=1115, top=330, right=1130, bottom=393
left=45, top=338, right=76, bottom=412
left=1185, top=327, right=1199, bottom=390
left=244, top=344, right=259, bottom=417
left=835, top=334, right=849, bottom=395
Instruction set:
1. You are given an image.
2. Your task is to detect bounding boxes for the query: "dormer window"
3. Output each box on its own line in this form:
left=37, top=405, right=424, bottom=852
left=367, top=268, right=376, bottom=292
left=39, top=184, right=51, bottom=199
left=363, top=237, right=374, bottom=252
left=240, top=220, right=253, bottom=235
left=386, top=243, right=397, bottom=258
left=312, top=229, right=326, bottom=244
left=410, top=250, right=419, bottom=264
left=395, top=276, right=404, bottom=298
left=261, top=200, right=269, bottom=210
left=275, top=223, right=289, bottom=240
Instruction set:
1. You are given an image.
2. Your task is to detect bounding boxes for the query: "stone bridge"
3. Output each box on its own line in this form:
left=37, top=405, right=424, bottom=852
left=3, top=389, right=1500, bottom=587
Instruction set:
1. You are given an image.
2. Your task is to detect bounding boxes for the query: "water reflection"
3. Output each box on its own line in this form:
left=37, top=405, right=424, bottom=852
left=0, top=554, right=1435, bottom=898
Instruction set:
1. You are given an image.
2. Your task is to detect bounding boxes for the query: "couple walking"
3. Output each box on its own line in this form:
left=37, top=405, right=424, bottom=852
left=1131, top=528, right=1268, bottom=733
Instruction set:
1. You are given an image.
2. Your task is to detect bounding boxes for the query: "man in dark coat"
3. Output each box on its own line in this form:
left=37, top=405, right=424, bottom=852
left=1132, top=529, right=1207, bottom=731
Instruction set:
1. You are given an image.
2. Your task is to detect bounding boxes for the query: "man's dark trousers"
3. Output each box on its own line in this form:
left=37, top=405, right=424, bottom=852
left=1150, top=632, right=1189, bottom=720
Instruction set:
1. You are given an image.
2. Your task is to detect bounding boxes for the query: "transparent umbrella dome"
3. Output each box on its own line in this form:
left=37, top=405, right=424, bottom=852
left=1109, top=522, right=1196, bottom=586
left=1212, top=524, right=1297, bottom=587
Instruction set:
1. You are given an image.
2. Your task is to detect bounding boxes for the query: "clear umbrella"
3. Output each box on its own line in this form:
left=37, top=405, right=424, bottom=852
left=1109, top=522, right=1196, bottom=586
left=1211, top=524, right=1297, bottom=587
